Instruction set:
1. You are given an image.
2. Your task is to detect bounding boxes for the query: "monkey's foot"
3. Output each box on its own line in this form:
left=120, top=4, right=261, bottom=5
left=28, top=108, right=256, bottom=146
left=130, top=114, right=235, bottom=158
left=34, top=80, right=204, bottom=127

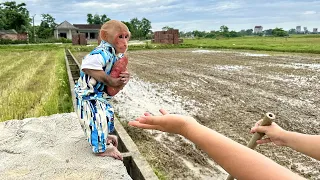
left=96, top=146, right=123, bottom=161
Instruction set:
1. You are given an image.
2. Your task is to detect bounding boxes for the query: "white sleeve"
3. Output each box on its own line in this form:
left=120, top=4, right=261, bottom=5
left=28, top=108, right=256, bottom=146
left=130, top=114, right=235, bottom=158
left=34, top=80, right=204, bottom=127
left=81, top=54, right=105, bottom=70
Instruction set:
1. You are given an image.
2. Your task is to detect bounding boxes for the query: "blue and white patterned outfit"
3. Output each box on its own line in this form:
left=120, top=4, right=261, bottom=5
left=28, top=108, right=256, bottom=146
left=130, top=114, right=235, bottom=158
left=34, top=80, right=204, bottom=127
left=74, top=40, right=124, bottom=153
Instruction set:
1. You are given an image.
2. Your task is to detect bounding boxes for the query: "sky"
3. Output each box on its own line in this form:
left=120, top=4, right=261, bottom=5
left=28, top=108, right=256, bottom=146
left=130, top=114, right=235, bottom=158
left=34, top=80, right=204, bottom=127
left=2, top=0, right=320, bottom=32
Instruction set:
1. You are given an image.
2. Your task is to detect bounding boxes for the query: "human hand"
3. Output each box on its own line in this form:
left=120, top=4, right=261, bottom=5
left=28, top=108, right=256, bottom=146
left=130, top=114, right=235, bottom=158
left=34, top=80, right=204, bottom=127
left=250, top=120, right=288, bottom=146
left=128, top=109, right=198, bottom=136
left=107, top=135, right=118, bottom=148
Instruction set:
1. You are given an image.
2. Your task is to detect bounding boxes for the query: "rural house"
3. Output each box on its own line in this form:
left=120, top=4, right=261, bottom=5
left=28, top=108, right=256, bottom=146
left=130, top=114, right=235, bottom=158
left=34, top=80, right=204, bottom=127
left=254, top=26, right=263, bottom=33
left=54, top=21, right=78, bottom=39
left=54, top=20, right=101, bottom=40
left=73, top=24, right=101, bottom=40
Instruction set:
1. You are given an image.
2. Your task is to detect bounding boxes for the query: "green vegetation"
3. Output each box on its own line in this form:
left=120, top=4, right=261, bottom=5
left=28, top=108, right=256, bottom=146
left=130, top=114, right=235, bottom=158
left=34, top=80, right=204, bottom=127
left=183, top=36, right=320, bottom=54
left=72, top=35, right=320, bottom=54
left=0, top=45, right=73, bottom=122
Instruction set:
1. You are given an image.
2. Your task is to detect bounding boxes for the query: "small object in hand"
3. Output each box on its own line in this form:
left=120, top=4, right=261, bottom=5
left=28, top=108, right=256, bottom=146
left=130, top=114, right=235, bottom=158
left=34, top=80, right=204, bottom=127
left=106, top=56, right=128, bottom=96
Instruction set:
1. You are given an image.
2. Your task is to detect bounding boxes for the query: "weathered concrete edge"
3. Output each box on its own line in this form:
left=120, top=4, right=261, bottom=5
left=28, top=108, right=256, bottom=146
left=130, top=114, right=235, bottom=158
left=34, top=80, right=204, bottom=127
left=114, top=117, right=159, bottom=180
left=64, top=49, right=77, bottom=110
left=67, top=49, right=81, bottom=67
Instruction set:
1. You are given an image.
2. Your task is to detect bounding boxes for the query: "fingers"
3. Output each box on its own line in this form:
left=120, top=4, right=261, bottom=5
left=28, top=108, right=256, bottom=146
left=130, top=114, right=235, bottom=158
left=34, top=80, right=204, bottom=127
left=113, top=151, right=123, bottom=161
left=144, top=112, right=152, bottom=116
left=128, top=120, right=161, bottom=130
left=114, top=139, right=118, bottom=148
left=113, top=136, right=118, bottom=148
left=159, top=109, right=168, bottom=115
left=120, top=78, right=129, bottom=83
left=256, top=138, right=272, bottom=144
left=120, top=72, right=130, bottom=78
left=250, top=119, right=263, bottom=133
left=251, top=125, right=269, bottom=134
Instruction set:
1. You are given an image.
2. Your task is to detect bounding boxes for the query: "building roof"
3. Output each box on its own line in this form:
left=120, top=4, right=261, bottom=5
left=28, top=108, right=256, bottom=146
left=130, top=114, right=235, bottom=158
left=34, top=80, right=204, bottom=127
left=56, top=21, right=78, bottom=30
left=73, top=24, right=102, bottom=30
left=0, top=29, right=18, bottom=34
left=254, top=26, right=262, bottom=28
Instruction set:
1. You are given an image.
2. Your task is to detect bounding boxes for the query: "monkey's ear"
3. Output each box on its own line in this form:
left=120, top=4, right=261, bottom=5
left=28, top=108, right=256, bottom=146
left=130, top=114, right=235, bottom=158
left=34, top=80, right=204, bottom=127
left=100, top=29, right=108, bottom=41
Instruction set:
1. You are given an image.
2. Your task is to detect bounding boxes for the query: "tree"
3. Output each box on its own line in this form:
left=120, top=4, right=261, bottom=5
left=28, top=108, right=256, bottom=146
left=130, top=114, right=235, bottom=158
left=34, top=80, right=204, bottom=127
left=162, top=26, right=173, bottom=31
left=93, top=14, right=101, bottom=24
left=229, top=30, right=240, bottom=37
left=140, top=18, right=151, bottom=37
left=122, top=21, right=133, bottom=34
left=129, top=17, right=151, bottom=39
left=100, top=14, right=110, bottom=23
left=87, top=13, right=110, bottom=24
left=272, top=27, right=288, bottom=37
left=245, top=29, right=253, bottom=36
left=0, top=1, right=31, bottom=32
left=38, top=14, right=56, bottom=39
left=192, top=30, right=206, bottom=38
left=220, top=25, right=229, bottom=33
left=288, top=28, right=296, bottom=34
left=264, top=29, right=273, bottom=36
left=130, top=18, right=140, bottom=39
left=87, top=14, right=93, bottom=24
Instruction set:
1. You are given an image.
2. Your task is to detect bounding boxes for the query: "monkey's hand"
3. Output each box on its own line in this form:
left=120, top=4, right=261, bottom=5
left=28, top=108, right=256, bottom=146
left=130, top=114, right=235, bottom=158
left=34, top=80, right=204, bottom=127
left=106, top=56, right=128, bottom=96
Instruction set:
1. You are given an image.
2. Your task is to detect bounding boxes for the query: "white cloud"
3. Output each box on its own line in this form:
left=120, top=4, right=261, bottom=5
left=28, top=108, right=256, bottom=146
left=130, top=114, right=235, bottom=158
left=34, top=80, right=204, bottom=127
left=215, top=1, right=242, bottom=11
left=1, top=0, right=320, bottom=32
left=152, top=19, right=221, bottom=32
left=76, top=1, right=124, bottom=9
left=303, top=11, right=317, bottom=15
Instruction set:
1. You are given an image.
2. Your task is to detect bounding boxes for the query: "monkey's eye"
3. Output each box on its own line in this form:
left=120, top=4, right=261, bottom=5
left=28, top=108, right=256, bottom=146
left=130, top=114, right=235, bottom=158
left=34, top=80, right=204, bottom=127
left=119, top=35, right=123, bottom=38
left=125, top=35, right=129, bottom=39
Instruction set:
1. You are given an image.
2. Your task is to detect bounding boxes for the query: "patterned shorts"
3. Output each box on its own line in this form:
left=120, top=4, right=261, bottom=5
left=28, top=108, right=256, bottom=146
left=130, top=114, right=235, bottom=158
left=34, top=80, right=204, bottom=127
left=76, top=98, right=115, bottom=153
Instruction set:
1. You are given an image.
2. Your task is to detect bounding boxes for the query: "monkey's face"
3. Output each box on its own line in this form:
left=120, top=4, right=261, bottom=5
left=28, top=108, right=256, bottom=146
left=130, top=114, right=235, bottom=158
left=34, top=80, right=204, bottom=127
left=113, top=31, right=130, bottom=53
left=100, top=20, right=131, bottom=54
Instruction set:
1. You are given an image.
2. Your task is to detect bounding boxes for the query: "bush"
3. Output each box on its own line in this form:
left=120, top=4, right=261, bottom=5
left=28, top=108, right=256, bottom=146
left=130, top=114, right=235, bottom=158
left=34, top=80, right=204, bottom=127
left=0, top=37, right=72, bottom=44
left=32, top=37, right=72, bottom=44
left=0, top=39, right=28, bottom=44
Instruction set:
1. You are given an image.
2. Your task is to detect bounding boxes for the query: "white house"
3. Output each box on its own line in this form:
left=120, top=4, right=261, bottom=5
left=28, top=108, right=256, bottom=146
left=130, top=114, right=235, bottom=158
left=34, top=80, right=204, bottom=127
left=313, top=28, right=318, bottom=33
left=54, top=20, right=101, bottom=40
left=254, top=26, right=263, bottom=33
left=54, top=21, right=78, bottom=39
left=296, top=26, right=301, bottom=33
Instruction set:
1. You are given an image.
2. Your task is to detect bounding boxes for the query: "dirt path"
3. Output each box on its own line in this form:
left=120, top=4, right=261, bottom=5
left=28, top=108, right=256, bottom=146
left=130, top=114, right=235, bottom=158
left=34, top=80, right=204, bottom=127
left=74, top=49, right=320, bottom=179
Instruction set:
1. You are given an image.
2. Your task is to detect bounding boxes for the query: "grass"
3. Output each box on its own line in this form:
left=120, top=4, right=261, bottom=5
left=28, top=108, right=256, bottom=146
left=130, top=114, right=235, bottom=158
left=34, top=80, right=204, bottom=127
left=0, top=45, right=73, bottom=122
left=183, top=35, right=320, bottom=53
left=69, top=35, right=320, bottom=54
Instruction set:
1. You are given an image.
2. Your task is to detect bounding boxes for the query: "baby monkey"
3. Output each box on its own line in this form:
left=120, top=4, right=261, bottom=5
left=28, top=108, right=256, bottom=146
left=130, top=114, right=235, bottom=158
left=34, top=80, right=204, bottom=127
left=74, top=20, right=130, bottom=160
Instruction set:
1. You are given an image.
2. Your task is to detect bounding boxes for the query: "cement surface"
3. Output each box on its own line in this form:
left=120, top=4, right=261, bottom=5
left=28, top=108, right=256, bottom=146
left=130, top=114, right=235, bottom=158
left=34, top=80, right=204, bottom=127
left=0, top=113, right=132, bottom=180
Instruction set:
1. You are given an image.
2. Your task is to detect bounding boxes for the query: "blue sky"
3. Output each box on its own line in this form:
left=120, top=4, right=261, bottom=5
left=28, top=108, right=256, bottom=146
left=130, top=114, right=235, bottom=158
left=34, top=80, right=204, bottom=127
left=3, top=0, right=320, bottom=32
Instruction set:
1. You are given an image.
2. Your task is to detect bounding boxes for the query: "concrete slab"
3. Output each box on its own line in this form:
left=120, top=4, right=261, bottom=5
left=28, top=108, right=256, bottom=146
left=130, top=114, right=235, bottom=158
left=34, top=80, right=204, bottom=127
left=0, top=113, right=132, bottom=180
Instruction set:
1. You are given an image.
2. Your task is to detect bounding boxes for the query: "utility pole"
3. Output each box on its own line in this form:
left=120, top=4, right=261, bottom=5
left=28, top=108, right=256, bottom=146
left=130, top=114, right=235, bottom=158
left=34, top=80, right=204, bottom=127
left=32, top=14, right=36, bottom=43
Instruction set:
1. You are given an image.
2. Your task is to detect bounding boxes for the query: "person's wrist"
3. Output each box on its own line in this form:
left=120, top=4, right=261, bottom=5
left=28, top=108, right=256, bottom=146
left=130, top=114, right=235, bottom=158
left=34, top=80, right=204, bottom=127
left=281, top=130, right=292, bottom=147
left=180, top=117, right=198, bottom=138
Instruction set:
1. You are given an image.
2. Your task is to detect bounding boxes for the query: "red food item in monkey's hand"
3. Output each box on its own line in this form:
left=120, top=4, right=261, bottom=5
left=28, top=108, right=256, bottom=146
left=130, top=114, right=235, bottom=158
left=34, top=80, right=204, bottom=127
left=106, top=56, right=128, bottom=96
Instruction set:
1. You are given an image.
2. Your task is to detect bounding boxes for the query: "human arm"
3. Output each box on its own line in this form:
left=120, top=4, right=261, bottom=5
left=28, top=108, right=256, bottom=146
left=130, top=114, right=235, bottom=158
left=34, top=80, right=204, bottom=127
left=129, top=110, right=305, bottom=180
left=251, top=121, right=320, bottom=161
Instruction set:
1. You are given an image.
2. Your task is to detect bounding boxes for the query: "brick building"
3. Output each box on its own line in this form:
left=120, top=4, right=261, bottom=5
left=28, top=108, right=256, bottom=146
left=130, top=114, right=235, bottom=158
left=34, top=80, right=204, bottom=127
left=153, top=29, right=182, bottom=44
